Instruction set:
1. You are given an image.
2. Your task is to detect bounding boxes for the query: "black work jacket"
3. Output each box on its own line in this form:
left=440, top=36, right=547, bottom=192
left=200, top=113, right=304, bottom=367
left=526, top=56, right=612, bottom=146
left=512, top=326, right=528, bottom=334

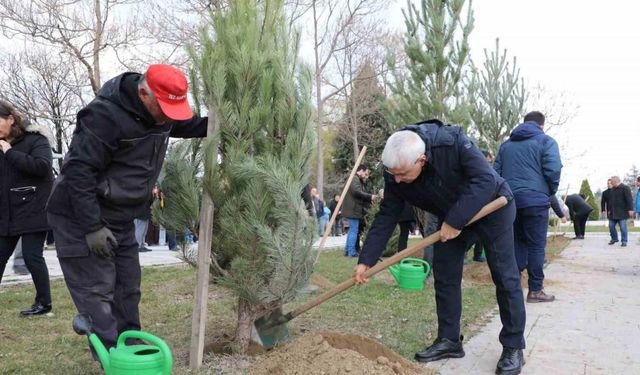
left=358, top=120, right=512, bottom=266
left=608, top=184, right=633, bottom=220
left=0, top=126, right=53, bottom=236
left=342, top=177, right=373, bottom=219
left=46, top=72, right=207, bottom=234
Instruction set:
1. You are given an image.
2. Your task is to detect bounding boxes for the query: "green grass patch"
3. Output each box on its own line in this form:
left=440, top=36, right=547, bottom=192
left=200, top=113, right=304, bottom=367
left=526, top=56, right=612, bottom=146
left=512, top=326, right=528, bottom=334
left=583, top=225, right=640, bottom=232
left=0, top=236, right=569, bottom=373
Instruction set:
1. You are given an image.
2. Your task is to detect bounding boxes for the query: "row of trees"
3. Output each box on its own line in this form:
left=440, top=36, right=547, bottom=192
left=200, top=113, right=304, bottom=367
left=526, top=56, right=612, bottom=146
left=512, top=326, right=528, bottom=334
left=0, top=0, right=577, bottom=198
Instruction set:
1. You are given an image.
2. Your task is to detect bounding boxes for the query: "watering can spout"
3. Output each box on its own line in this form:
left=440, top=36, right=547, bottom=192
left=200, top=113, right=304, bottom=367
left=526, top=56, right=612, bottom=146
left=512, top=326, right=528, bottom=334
left=388, top=264, right=401, bottom=284
left=89, top=334, right=111, bottom=372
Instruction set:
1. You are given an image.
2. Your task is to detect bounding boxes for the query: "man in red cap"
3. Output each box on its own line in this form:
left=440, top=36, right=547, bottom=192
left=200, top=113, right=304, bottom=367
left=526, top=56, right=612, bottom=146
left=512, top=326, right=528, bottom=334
left=46, top=64, right=207, bottom=355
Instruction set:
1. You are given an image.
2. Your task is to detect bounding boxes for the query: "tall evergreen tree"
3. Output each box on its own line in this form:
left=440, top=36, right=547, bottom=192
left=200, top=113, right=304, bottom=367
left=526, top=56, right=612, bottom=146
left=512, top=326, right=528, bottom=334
left=385, top=0, right=474, bottom=128
left=579, top=179, right=600, bottom=220
left=333, top=62, right=390, bottom=189
left=189, top=0, right=316, bottom=353
left=468, top=39, right=527, bottom=156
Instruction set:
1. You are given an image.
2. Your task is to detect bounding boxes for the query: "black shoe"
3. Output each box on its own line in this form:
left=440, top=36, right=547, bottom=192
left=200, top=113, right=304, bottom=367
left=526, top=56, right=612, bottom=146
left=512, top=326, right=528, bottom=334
left=608, top=240, right=618, bottom=245
left=138, top=246, right=152, bottom=252
left=20, top=303, right=52, bottom=316
left=621, top=242, right=627, bottom=247
left=496, top=347, right=524, bottom=375
left=414, top=335, right=465, bottom=363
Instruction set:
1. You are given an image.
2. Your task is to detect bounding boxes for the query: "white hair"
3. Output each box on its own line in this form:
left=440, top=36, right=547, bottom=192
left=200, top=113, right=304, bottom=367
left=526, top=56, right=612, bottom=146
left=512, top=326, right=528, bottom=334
left=381, top=130, right=426, bottom=169
left=138, top=76, right=155, bottom=98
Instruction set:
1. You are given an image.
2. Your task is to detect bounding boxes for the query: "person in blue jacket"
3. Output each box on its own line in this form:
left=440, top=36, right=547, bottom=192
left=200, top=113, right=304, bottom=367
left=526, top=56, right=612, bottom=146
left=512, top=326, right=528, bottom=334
left=354, top=119, right=526, bottom=375
left=635, top=177, right=640, bottom=219
left=494, top=111, right=562, bottom=303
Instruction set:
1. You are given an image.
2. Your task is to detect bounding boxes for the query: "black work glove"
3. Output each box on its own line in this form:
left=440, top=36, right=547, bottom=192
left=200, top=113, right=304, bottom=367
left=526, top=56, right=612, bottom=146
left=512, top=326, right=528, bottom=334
left=85, top=227, right=118, bottom=258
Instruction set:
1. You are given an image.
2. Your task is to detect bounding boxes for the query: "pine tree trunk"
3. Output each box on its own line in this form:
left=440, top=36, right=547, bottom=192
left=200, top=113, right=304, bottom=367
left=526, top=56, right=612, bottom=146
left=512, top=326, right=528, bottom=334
left=235, top=298, right=255, bottom=354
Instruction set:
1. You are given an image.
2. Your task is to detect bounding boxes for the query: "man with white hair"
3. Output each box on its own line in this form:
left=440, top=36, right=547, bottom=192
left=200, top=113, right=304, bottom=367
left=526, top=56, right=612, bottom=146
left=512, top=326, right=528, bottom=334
left=354, top=119, right=526, bottom=375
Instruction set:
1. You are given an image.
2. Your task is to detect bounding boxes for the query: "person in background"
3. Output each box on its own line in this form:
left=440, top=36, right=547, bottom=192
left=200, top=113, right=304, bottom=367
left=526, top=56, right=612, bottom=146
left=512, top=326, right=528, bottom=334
left=328, top=195, right=343, bottom=236
left=342, top=165, right=377, bottom=257
left=564, top=194, right=593, bottom=239
left=0, top=100, right=55, bottom=316
left=134, top=186, right=158, bottom=253
left=607, top=176, right=634, bottom=247
left=310, top=187, right=326, bottom=236
left=601, top=178, right=613, bottom=235
left=396, top=202, right=416, bottom=253
left=11, top=240, right=29, bottom=275
left=634, top=176, right=640, bottom=219
left=494, top=111, right=562, bottom=303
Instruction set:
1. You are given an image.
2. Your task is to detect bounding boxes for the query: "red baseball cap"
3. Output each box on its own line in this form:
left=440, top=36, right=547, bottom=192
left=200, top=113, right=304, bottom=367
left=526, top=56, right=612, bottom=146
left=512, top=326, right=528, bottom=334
left=145, top=64, right=193, bottom=121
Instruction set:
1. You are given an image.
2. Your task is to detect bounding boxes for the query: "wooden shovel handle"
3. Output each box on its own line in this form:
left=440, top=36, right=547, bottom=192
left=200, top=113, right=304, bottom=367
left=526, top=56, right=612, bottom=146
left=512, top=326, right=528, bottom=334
left=289, top=196, right=509, bottom=319
left=313, top=146, right=367, bottom=264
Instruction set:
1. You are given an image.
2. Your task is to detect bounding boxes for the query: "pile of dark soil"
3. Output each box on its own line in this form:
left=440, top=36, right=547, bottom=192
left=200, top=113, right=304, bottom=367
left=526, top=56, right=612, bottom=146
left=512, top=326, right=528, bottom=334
left=250, top=332, right=429, bottom=375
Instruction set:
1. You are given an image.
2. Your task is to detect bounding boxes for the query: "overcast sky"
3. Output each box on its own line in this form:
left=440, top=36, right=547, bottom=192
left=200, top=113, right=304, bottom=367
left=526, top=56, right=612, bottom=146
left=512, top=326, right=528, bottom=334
left=388, top=0, right=640, bottom=193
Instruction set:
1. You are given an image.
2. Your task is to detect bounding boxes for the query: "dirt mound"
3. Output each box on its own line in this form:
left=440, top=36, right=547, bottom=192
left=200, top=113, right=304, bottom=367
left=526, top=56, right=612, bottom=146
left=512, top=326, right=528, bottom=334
left=250, top=332, right=428, bottom=375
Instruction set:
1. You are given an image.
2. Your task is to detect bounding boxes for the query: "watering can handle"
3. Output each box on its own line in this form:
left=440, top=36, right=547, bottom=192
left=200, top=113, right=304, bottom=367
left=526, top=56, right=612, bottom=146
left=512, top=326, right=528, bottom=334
left=401, top=258, right=431, bottom=275
left=285, top=196, right=509, bottom=321
left=118, top=330, right=173, bottom=374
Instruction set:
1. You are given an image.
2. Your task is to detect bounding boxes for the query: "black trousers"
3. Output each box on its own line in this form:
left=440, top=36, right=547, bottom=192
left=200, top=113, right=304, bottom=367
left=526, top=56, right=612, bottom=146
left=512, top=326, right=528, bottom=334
left=432, top=199, right=525, bottom=349
left=573, top=213, right=589, bottom=237
left=48, top=213, right=141, bottom=350
left=397, top=221, right=412, bottom=251
left=0, top=231, right=51, bottom=305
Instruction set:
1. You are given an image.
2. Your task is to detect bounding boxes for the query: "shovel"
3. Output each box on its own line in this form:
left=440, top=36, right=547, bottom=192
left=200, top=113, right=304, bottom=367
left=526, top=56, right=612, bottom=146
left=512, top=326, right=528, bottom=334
left=253, top=196, right=509, bottom=346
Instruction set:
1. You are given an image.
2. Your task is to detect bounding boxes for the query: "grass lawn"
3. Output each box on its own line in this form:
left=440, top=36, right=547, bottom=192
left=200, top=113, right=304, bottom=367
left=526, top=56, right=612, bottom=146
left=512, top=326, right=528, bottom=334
left=583, top=225, right=640, bottom=232
left=0, top=236, right=569, bottom=374
left=548, top=222, right=640, bottom=233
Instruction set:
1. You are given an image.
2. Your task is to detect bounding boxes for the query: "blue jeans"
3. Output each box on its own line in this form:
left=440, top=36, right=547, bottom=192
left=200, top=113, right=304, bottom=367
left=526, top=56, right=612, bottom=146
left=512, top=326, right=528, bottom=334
left=318, top=217, right=328, bottom=236
left=345, top=218, right=360, bottom=256
left=609, top=219, right=628, bottom=243
left=513, top=205, right=549, bottom=292
left=166, top=231, right=177, bottom=250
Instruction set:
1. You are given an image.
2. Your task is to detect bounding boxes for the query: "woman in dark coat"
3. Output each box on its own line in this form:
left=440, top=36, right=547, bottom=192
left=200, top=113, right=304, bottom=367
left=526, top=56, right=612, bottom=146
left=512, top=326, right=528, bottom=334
left=0, top=100, right=54, bottom=316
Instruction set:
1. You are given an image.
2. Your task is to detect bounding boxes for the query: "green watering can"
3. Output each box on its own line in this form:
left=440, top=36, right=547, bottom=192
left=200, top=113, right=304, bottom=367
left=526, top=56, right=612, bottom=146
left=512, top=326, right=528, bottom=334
left=388, top=257, right=431, bottom=290
left=73, top=313, right=173, bottom=375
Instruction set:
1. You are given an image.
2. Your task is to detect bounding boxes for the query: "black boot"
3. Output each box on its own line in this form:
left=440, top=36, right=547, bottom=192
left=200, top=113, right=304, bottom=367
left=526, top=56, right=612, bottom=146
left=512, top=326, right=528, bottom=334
left=414, top=335, right=465, bottom=363
left=20, top=302, right=52, bottom=317
left=495, top=347, right=524, bottom=375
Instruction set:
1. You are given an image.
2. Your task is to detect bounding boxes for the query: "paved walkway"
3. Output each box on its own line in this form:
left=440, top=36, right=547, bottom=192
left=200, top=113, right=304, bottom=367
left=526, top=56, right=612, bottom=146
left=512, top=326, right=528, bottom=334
left=1, top=235, right=350, bottom=286
left=427, top=233, right=640, bottom=375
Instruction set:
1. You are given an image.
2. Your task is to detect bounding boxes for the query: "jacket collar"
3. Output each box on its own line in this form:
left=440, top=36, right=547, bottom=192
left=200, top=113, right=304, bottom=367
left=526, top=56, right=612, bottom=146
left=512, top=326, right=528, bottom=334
left=401, top=118, right=455, bottom=149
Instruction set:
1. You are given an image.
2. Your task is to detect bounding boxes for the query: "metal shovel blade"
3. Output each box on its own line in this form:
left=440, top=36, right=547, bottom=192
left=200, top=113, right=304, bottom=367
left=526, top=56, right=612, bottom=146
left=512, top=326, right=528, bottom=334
left=253, top=307, right=290, bottom=348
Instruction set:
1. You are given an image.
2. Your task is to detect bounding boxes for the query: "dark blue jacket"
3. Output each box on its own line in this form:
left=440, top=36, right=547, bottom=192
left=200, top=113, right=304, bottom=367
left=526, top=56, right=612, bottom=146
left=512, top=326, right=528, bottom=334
left=494, top=121, right=562, bottom=208
left=358, top=120, right=512, bottom=267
